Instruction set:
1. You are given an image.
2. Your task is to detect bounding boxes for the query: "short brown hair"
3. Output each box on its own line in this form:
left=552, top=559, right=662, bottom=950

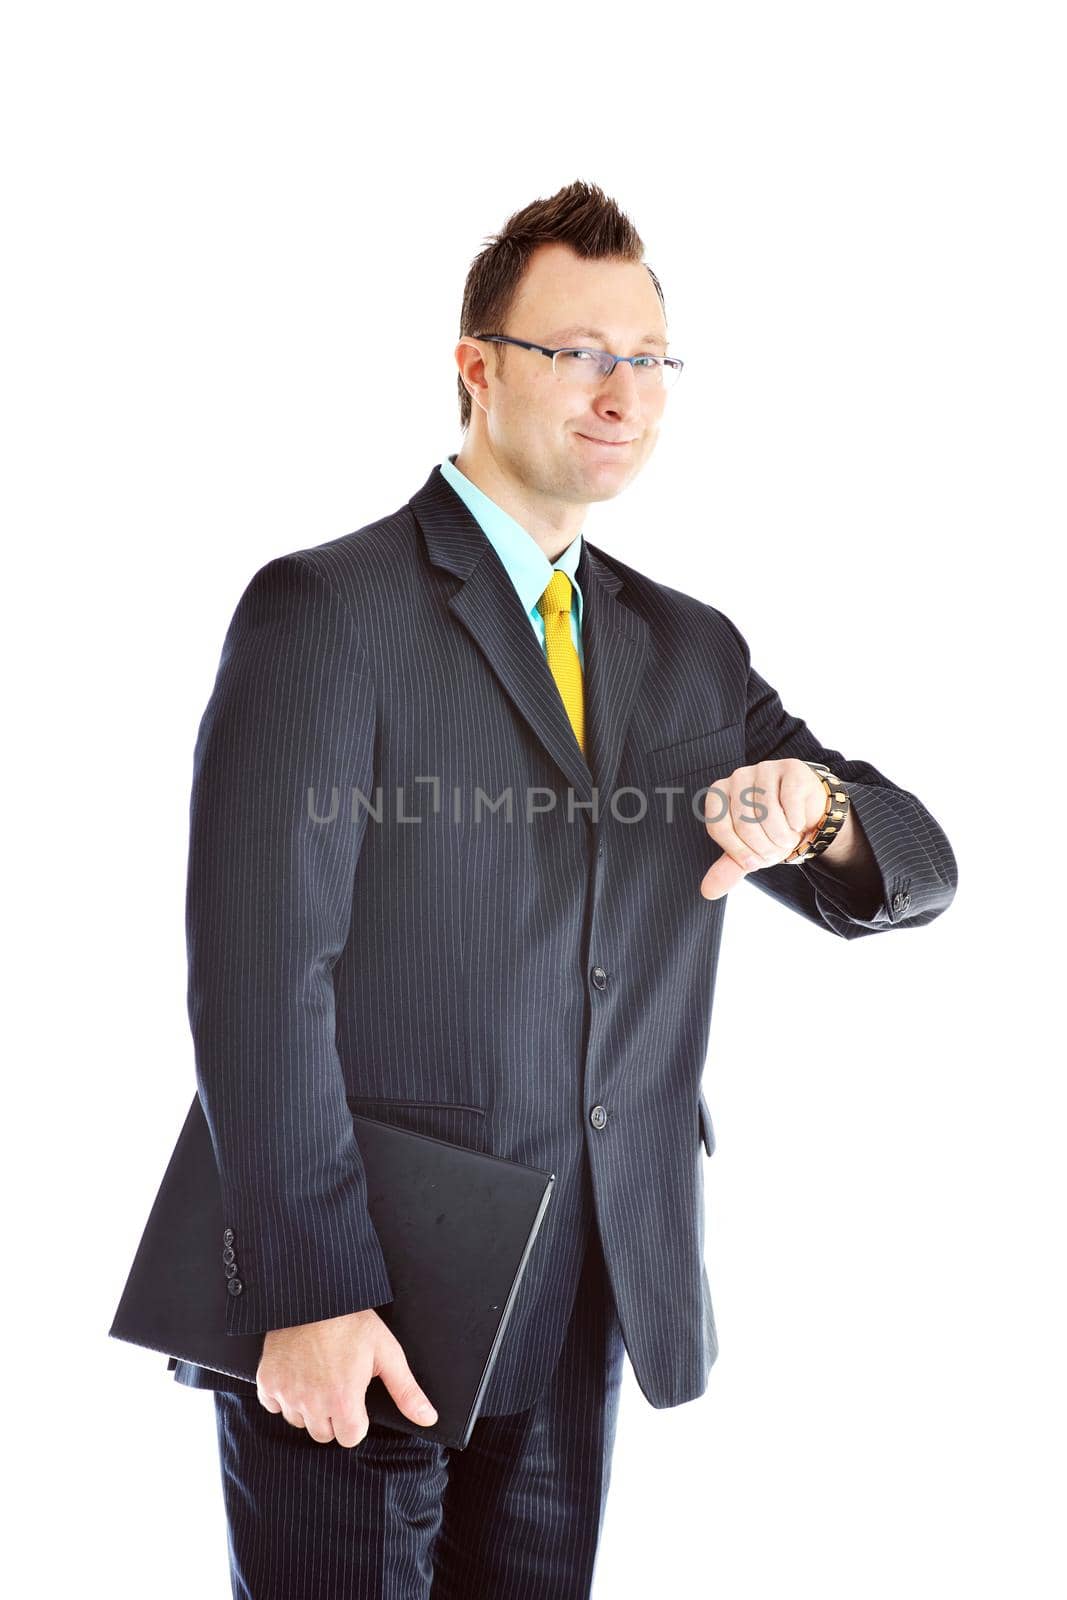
left=456, top=179, right=665, bottom=431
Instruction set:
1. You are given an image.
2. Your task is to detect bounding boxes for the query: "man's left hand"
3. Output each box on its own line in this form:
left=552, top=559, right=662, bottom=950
left=698, top=757, right=852, bottom=900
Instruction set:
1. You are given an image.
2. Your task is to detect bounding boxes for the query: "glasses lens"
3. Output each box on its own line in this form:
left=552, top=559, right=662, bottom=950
left=552, top=349, right=682, bottom=389
left=552, top=349, right=614, bottom=383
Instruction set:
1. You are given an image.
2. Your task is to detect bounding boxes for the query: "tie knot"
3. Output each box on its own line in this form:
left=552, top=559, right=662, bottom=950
left=536, top=569, right=572, bottom=618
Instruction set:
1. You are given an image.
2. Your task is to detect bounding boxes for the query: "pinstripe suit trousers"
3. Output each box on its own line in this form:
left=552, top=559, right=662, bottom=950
left=212, top=1215, right=626, bottom=1599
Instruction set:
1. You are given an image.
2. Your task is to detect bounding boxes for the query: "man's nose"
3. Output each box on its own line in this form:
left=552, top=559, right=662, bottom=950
left=596, top=359, right=642, bottom=412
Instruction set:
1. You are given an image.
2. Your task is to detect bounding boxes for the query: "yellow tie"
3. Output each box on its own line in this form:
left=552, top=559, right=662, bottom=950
left=536, top=570, right=586, bottom=757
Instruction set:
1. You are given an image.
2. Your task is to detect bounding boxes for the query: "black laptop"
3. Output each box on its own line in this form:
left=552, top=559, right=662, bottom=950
left=109, top=1092, right=555, bottom=1450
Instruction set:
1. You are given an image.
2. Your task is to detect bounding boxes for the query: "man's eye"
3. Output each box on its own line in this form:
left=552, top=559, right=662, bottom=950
left=562, top=349, right=595, bottom=362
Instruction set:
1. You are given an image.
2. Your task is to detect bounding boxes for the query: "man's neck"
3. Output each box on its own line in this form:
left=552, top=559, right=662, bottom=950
left=451, top=446, right=584, bottom=562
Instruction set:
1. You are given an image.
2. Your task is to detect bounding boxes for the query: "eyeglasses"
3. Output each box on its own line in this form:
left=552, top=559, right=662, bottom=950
left=472, top=333, right=684, bottom=390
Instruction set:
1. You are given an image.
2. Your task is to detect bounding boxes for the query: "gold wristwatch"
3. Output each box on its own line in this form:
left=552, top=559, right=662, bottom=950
left=784, top=760, right=851, bottom=863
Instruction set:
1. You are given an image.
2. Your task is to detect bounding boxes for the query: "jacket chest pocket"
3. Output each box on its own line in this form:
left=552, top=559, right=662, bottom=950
left=638, top=721, right=746, bottom=852
left=642, top=720, right=745, bottom=791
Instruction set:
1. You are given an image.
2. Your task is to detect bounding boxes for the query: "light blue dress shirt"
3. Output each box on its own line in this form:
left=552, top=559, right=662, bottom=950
left=439, top=454, right=585, bottom=668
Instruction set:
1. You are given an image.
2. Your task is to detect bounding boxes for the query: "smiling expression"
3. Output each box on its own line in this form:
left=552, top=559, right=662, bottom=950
left=457, top=241, right=673, bottom=510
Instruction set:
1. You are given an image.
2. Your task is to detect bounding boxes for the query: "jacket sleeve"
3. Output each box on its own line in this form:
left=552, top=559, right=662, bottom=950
left=185, top=552, right=394, bottom=1335
left=723, top=617, right=958, bottom=940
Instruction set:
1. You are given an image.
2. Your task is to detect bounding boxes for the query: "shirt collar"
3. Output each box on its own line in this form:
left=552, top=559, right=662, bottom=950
left=439, top=454, right=584, bottom=629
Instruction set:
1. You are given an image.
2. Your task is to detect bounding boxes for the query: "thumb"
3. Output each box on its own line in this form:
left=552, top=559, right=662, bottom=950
left=700, top=853, right=751, bottom=901
left=376, top=1340, right=438, bottom=1426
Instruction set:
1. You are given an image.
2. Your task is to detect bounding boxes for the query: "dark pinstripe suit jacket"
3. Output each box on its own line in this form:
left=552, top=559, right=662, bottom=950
left=168, top=461, right=957, bottom=1414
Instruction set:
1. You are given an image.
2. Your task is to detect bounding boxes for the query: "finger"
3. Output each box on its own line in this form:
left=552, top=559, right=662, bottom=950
left=331, top=1410, right=370, bottom=1450
left=732, top=763, right=802, bottom=863
left=778, top=758, right=827, bottom=838
left=304, top=1416, right=337, bottom=1445
left=697, top=777, right=764, bottom=900
left=280, top=1405, right=307, bottom=1431
left=257, top=1386, right=282, bottom=1414
left=701, top=777, right=766, bottom=872
left=376, top=1341, right=439, bottom=1425
left=699, top=853, right=748, bottom=900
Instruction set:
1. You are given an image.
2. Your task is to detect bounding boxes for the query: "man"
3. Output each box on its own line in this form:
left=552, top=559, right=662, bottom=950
left=169, top=180, right=957, bottom=1598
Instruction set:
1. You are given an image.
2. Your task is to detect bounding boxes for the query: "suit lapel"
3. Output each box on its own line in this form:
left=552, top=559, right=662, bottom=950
left=577, top=535, right=649, bottom=810
left=409, top=464, right=649, bottom=825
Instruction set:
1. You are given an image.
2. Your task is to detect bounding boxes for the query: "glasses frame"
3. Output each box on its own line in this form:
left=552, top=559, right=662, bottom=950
left=471, top=333, right=684, bottom=387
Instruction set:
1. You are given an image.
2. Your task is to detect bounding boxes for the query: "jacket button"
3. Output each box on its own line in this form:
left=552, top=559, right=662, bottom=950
left=590, top=1105, right=608, bottom=1129
left=222, top=1228, right=235, bottom=1246
left=227, top=1277, right=244, bottom=1296
left=224, top=1261, right=239, bottom=1279
left=222, top=1246, right=236, bottom=1265
left=591, top=966, right=608, bottom=990
left=891, top=890, right=911, bottom=914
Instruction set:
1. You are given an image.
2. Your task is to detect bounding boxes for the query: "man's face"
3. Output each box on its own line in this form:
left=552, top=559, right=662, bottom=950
left=463, top=242, right=672, bottom=508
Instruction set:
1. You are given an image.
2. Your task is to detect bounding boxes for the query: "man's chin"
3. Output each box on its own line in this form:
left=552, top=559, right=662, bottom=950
left=576, top=461, right=636, bottom=501
left=584, top=479, right=630, bottom=505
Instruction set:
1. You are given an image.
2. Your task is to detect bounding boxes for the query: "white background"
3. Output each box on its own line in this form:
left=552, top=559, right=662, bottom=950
left=4, top=3, right=1064, bottom=1595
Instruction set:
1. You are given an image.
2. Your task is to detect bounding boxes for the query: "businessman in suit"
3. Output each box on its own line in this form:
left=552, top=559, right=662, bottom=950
left=169, top=180, right=957, bottom=1598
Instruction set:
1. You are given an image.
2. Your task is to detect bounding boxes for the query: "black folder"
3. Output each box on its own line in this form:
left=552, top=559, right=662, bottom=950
left=109, top=1093, right=555, bottom=1450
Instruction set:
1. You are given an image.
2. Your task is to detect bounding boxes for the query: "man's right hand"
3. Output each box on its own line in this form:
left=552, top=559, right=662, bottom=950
left=256, top=1308, right=438, bottom=1448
